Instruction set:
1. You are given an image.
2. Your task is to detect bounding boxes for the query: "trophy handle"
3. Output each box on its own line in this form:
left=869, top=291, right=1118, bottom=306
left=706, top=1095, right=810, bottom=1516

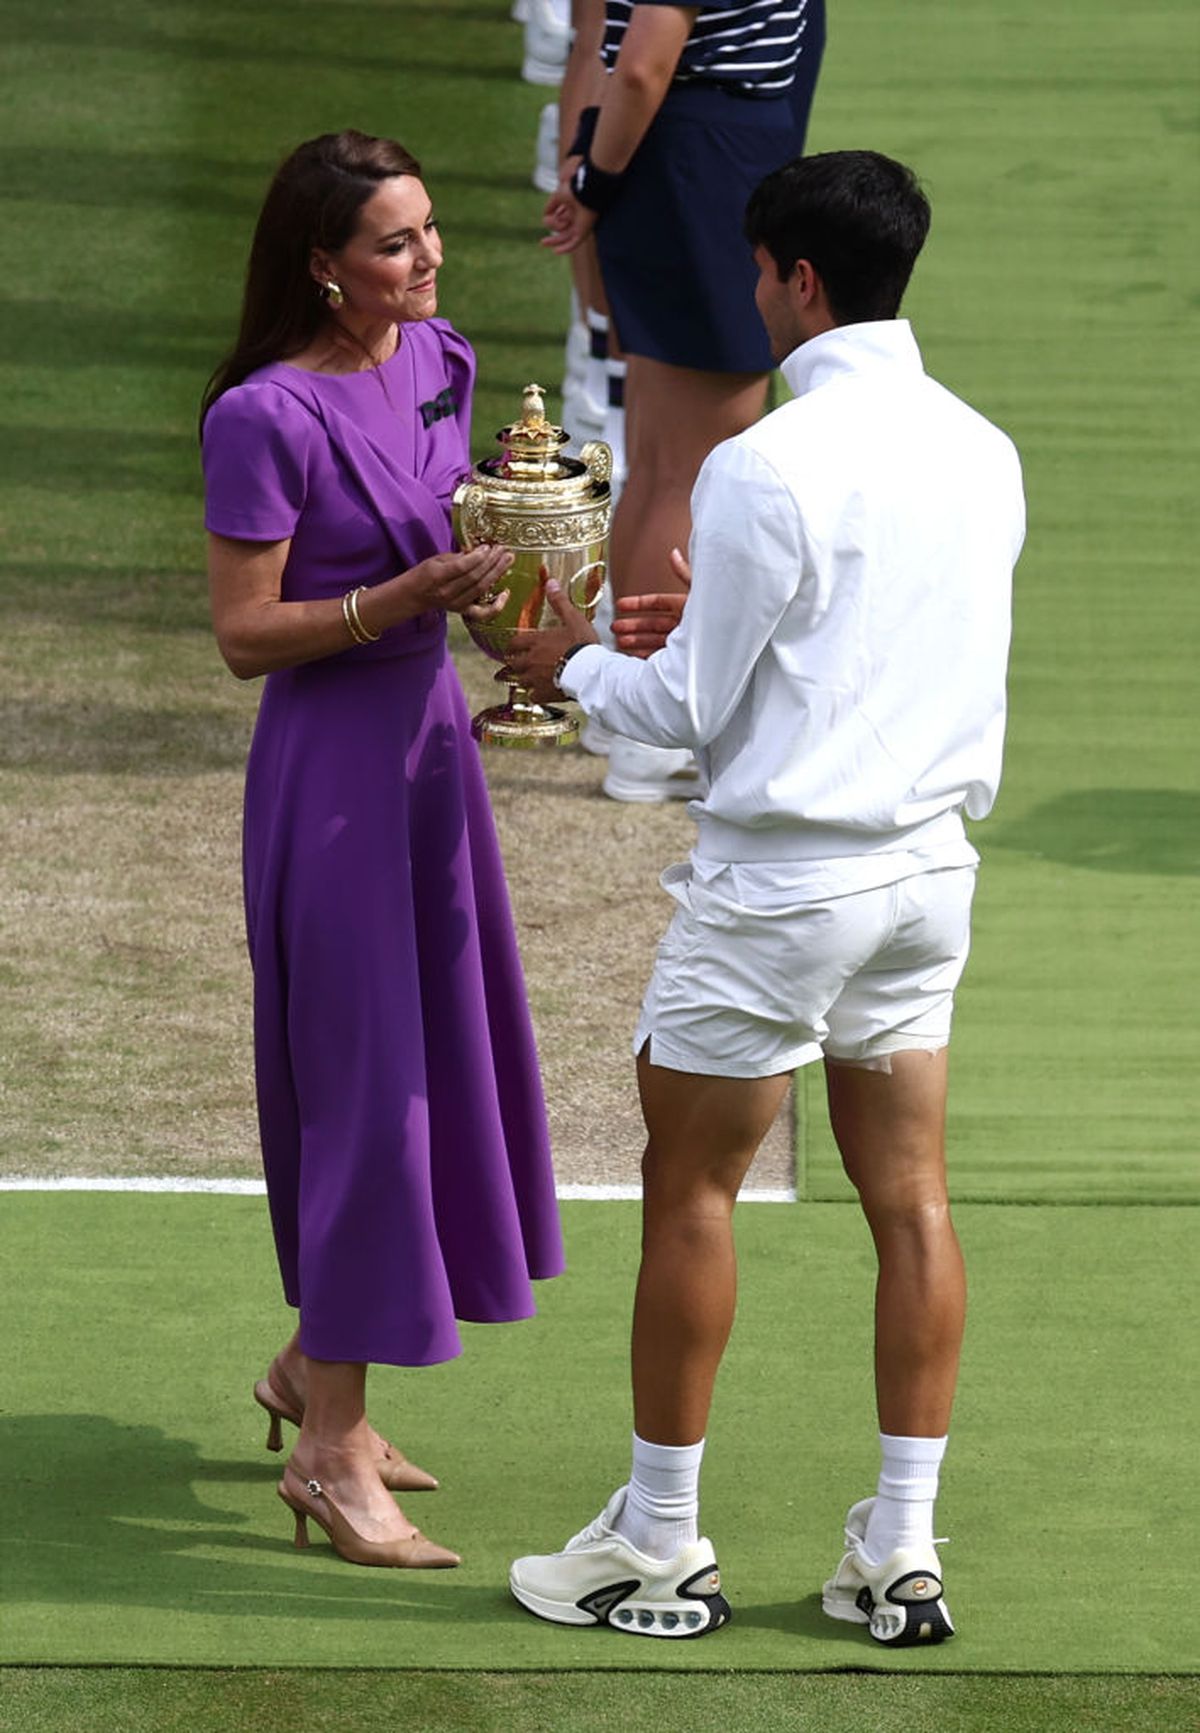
left=452, top=479, right=490, bottom=550
left=565, top=559, right=606, bottom=614
left=579, top=440, right=613, bottom=487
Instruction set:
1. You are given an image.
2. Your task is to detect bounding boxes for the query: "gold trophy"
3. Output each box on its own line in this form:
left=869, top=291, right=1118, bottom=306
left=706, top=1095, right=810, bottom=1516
left=453, top=384, right=611, bottom=746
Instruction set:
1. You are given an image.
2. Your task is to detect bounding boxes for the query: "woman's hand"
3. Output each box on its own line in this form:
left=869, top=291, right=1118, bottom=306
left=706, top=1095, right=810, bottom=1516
left=399, top=544, right=514, bottom=615
left=462, top=587, right=511, bottom=626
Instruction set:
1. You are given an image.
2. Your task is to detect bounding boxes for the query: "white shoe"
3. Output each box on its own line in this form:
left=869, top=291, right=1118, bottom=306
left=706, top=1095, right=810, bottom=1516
left=510, top=1489, right=731, bottom=1638
left=561, top=376, right=606, bottom=448
left=821, top=1497, right=955, bottom=1646
left=603, top=736, right=700, bottom=804
left=522, top=0, right=570, bottom=85
left=579, top=715, right=614, bottom=756
left=563, top=315, right=588, bottom=393
left=532, top=101, right=559, bottom=194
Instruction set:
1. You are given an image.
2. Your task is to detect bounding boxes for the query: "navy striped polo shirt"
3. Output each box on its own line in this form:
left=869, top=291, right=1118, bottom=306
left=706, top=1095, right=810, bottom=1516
left=601, top=1, right=811, bottom=96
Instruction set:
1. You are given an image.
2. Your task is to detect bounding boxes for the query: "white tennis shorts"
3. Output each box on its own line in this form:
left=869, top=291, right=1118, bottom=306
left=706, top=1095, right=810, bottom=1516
left=634, top=858, right=978, bottom=1078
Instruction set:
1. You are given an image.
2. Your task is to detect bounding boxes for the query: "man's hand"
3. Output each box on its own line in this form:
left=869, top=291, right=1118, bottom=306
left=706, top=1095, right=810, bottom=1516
left=612, top=545, right=691, bottom=657
left=504, top=578, right=599, bottom=701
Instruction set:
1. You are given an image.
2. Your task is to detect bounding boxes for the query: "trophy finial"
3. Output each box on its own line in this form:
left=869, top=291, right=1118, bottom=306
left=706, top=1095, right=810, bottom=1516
left=498, top=383, right=567, bottom=465
left=521, top=383, right=550, bottom=431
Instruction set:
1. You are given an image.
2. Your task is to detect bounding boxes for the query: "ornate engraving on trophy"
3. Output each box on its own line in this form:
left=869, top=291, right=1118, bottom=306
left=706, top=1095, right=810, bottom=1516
left=452, top=385, right=612, bottom=747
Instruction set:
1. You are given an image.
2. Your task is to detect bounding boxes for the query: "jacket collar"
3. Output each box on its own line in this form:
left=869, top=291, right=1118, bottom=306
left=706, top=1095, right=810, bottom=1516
left=780, top=319, right=924, bottom=399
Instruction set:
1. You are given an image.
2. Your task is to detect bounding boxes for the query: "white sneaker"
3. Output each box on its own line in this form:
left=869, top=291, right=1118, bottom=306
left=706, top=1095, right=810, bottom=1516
left=510, top=1489, right=731, bottom=1638
left=522, top=0, right=570, bottom=85
left=561, top=376, right=606, bottom=448
left=579, top=715, right=614, bottom=756
left=532, top=101, right=559, bottom=194
left=563, top=315, right=588, bottom=393
left=821, top=1497, right=955, bottom=1646
left=603, top=736, right=701, bottom=804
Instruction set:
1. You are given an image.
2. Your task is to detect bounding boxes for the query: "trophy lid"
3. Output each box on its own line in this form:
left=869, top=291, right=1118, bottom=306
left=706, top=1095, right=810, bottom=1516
left=491, top=383, right=577, bottom=481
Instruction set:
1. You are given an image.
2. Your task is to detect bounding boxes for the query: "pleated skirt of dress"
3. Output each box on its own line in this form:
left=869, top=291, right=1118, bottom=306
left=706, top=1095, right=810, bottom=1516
left=241, top=630, right=563, bottom=1366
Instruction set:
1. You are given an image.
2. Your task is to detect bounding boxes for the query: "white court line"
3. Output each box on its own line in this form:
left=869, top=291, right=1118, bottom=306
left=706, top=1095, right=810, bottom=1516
left=0, top=1175, right=794, bottom=1202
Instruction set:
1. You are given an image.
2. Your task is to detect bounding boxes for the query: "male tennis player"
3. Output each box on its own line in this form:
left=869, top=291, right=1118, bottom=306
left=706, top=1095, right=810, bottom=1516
left=505, top=150, right=1025, bottom=1645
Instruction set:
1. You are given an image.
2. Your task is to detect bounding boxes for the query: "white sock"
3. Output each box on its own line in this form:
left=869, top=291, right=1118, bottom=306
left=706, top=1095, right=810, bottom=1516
left=862, top=1432, right=947, bottom=1563
left=585, top=307, right=608, bottom=412
left=604, top=357, right=627, bottom=494
left=615, top=1432, right=703, bottom=1560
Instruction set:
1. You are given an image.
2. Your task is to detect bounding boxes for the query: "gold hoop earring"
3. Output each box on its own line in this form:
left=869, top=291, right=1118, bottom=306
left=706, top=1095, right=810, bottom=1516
left=323, top=281, right=345, bottom=310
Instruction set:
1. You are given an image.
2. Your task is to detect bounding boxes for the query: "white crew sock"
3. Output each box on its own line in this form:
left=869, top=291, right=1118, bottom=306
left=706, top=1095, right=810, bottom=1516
left=615, top=1432, right=703, bottom=1561
left=603, top=357, right=627, bottom=504
left=584, top=307, right=608, bottom=413
left=862, top=1432, right=947, bottom=1563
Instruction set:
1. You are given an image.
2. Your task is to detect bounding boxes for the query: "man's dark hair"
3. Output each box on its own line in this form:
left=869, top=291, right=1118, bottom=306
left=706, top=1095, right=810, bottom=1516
left=744, top=150, right=931, bottom=324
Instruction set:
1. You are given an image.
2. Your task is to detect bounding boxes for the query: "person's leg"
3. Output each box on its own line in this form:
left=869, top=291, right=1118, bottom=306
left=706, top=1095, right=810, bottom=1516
left=824, top=1048, right=963, bottom=1437
left=611, top=358, right=768, bottom=602
left=601, top=359, right=767, bottom=799
left=824, top=1048, right=963, bottom=1569
left=257, top=1328, right=438, bottom=1492
left=508, top=1053, right=788, bottom=1629
left=631, top=1051, right=792, bottom=1445
left=290, top=1356, right=432, bottom=1542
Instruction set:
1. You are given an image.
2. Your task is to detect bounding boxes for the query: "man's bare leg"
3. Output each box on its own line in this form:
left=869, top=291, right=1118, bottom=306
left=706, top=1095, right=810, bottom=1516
left=824, top=1048, right=964, bottom=1436
left=822, top=1045, right=963, bottom=1604
left=632, top=1050, right=791, bottom=1444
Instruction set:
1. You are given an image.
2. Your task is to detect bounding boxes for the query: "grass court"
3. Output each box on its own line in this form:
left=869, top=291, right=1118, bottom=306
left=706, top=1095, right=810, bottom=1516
left=1, top=0, right=1197, bottom=1727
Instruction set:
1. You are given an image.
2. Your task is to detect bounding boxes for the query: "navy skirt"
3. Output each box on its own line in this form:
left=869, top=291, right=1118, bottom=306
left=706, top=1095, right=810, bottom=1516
left=595, top=83, right=805, bottom=374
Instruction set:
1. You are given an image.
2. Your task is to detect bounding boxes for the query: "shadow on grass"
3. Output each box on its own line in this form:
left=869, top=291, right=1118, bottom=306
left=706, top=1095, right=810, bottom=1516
left=6, top=3, right=518, bottom=78
left=3, top=426, right=202, bottom=496
left=738, top=1592, right=874, bottom=1651
left=2, top=1413, right=516, bottom=1627
left=0, top=565, right=211, bottom=631
left=0, top=150, right=271, bottom=222
left=2, top=297, right=230, bottom=371
left=0, top=702, right=250, bottom=774
left=986, top=789, right=1200, bottom=876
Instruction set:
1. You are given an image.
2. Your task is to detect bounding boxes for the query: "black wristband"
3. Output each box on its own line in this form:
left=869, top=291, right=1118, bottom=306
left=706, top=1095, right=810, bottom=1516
left=567, top=104, right=599, bottom=159
left=571, top=155, right=623, bottom=216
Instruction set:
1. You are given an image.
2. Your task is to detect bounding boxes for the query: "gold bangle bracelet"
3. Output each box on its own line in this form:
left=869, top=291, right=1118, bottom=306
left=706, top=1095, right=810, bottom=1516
left=347, top=585, right=382, bottom=643
left=341, top=589, right=369, bottom=644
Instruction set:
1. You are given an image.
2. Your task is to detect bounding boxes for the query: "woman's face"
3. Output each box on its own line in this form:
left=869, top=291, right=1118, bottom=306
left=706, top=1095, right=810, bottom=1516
left=317, top=176, right=444, bottom=325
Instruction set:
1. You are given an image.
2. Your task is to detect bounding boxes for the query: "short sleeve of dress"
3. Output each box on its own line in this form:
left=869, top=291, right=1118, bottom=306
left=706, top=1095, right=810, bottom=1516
left=430, top=319, right=476, bottom=453
left=202, top=383, right=317, bottom=542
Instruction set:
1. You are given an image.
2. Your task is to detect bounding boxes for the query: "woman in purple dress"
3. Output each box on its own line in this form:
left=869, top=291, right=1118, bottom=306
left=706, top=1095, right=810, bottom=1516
left=200, top=130, right=564, bottom=1569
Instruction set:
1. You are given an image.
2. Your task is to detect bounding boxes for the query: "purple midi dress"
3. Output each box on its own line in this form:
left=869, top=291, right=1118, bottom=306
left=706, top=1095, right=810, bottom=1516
left=202, top=319, right=564, bottom=1366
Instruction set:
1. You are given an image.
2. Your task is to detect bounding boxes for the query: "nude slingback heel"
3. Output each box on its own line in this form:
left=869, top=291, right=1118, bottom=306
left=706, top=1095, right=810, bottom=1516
left=276, top=1465, right=460, bottom=1569
left=253, top=1359, right=440, bottom=1491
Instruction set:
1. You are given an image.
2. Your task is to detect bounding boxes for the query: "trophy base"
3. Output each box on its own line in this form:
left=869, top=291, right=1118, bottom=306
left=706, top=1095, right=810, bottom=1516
left=471, top=701, right=580, bottom=748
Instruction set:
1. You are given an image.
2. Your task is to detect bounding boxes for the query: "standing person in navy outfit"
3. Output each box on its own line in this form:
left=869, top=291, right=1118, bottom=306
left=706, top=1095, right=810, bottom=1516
left=544, top=1, right=824, bottom=802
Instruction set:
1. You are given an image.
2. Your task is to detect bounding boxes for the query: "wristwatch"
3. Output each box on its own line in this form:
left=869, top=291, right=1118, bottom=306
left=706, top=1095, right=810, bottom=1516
left=553, top=641, right=589, bottom=690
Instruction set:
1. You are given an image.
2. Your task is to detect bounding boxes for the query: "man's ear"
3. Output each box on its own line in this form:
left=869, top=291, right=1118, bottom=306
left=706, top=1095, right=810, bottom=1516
left=790, top=258, right=820, bottom=304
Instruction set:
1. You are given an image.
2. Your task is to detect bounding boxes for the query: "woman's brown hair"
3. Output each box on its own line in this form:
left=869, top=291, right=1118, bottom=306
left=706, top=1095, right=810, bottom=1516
left=200, top=129, right=421, bottom=429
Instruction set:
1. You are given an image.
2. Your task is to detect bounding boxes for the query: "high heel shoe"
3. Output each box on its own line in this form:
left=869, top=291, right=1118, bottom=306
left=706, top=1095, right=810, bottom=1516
left=253, top=1359, right=439, bottom=1492
left=276, top=1464, right=460, bottom=1569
